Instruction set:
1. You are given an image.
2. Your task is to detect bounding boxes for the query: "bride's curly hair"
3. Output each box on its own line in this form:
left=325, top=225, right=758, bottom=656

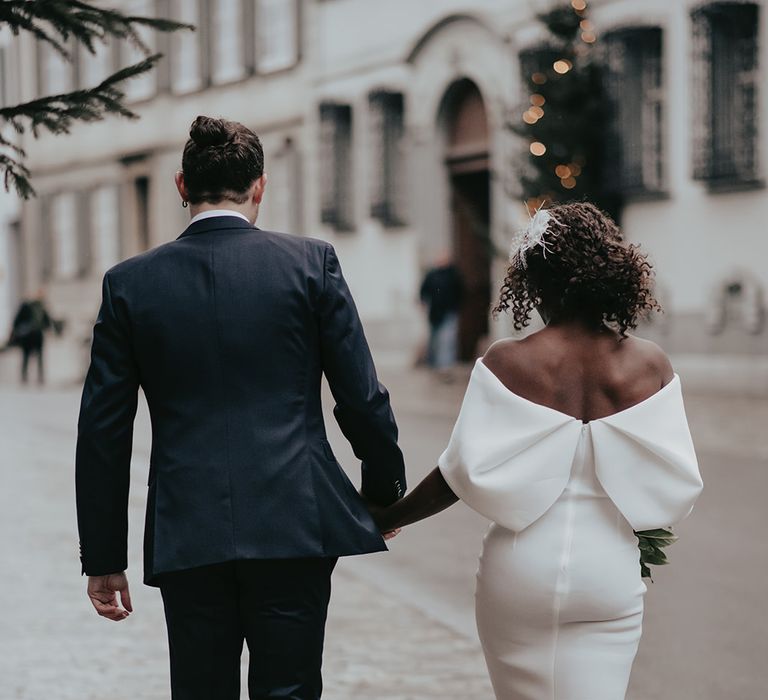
left=493, top=202, right=660, bottom=337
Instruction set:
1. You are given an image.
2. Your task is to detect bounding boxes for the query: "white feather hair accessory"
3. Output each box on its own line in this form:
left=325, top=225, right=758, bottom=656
left=509, top=204, right=561, bottom=269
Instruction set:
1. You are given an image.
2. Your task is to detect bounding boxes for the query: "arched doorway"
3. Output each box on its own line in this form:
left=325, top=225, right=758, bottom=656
left=442, top=79, right=492, bottom=361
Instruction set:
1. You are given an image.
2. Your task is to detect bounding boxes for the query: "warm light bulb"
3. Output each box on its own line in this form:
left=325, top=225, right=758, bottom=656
left=561, top=176, right=577, bottom=189
left=532, top=72, right=547, bottom=85
left=571, top=0, right=587, bottom=10
left=530, top=94, right=546, bottom=107
left=530, top=142, right=547, bottom=156
left=582, top=32, right=596, bottom=43
left=553, top=60, right=573, bottom=74
left=569, top=163, right=582, bottom=176
left=530, top=106, right=545, bottom=118
left=555, top=165, right=572, bottom=178
left=523, top=111, right=538, bottom=125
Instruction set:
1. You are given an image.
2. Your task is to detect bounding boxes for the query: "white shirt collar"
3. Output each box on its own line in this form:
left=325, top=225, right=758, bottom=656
left=189, top=209, right=251, bottom=225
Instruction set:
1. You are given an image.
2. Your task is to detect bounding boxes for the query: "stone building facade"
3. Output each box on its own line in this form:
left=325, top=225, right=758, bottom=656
left=3, top=0, right=767, bottom=392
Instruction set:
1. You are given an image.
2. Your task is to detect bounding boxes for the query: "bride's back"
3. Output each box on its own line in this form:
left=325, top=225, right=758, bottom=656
left=483, top=326, right=674, bottom=424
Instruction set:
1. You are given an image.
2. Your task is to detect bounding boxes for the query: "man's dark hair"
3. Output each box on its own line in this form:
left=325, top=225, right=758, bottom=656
left=181, top=116, right=264, bottom=205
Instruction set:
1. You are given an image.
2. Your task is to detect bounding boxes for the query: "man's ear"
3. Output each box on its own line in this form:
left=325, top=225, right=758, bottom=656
left=252, top=174, right=267, bottom=205
left=174, top=171, right=189, bottom=202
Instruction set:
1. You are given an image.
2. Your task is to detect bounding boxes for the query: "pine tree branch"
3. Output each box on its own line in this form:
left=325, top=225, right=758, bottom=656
left=0, top=153, right=34, bottom=199
left=0, top=1, right=194, bottom=198
left=0, top=54, right=160, bottom=136
left=0, top=0, right=193, bottom=58
left=0, top=55, right=162, bottom=198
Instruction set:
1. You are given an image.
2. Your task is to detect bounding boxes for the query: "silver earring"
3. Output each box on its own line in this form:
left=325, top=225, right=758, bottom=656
left=182, top=201, right=188, bottom=208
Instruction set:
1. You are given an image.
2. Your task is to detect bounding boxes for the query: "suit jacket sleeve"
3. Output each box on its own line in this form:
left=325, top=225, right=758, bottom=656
left=317, top=244, right=406, bottom=506
left=75, top=272, right=139, bottom=576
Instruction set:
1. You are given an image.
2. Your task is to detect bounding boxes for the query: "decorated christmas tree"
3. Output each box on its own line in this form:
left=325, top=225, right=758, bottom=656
left=509, top=1, right=618, bottom=217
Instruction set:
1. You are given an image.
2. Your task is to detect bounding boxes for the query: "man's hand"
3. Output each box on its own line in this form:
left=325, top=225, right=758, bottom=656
left=362, top=495, right=402, bottom=541
left=87, top=572, right=133, bottom=622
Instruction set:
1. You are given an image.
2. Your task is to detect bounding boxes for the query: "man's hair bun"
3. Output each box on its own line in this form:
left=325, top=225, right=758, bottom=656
left=189, top=115, right=229, bottom=147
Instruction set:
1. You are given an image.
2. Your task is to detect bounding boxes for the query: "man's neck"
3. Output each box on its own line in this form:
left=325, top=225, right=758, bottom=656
left=189, top=201, right=256, bottom=225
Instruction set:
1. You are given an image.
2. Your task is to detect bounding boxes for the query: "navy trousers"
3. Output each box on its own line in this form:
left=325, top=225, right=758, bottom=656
left=159, top=557, right=337, bottom=700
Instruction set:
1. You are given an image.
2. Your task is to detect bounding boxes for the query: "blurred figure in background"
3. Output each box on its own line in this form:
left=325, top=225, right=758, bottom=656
left=420, top=251, right=464, bottom=378
left=8, top=289, right=59, bottom=385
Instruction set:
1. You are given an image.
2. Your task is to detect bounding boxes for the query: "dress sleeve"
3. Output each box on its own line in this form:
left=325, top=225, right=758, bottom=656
left=591, top=377, right=703, bottom=531
left=438, top=361, right=582, bottom=532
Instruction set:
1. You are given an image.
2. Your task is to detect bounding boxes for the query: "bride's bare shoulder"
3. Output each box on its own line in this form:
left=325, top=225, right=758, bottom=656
left=622, top=334, right=674, bottom=386
left=481, top=336, right=544, bottom=388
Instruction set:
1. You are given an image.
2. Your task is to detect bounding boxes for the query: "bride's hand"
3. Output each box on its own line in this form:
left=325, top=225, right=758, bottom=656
left=362, top=495, right=401, bottom=536
left=382, top=528, right=402, bottom=541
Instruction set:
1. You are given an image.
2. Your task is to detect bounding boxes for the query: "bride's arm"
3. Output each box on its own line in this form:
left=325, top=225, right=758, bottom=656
left=370, top=467, right=459, bottom=532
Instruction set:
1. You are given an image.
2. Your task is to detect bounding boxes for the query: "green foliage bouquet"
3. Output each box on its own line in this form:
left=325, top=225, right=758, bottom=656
left=635, top=528, right=678, bottom=580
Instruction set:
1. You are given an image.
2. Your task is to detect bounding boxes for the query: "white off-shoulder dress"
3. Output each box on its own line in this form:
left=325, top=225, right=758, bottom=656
left=439, top=360, right=703, bottom=700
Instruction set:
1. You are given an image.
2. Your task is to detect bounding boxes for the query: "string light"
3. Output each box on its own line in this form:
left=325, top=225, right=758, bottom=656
left=553, top=59, right=573, bottom=74
left=530, top=142, right=547, bottom=156
left=523, top=110, right=538, bottom=124
left=530, top=106, right=544, bottom=118
left=530, top=94, right=546, bottom=107
left=531, top=72, right=547, bottom=85
left=581, top=31, right=596, bottom=43
left=571, top=0, right=587, bottom=10
left=555, top=164, right=572, bottom=178
left=561, top=176, right=577, bottom=189
left=569, top=162, right=582, bottom=176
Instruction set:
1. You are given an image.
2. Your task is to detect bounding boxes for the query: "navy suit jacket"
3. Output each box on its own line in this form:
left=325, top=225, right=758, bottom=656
left=75, top=216, right=406, bottom=585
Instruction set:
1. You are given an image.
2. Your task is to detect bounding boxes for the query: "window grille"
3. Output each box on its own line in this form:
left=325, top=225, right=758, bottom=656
left=319, top=103, right=354, bottom=231
left=692, top=2, right=760, bottom=187
left=603, top=27, right=665, bottom=197
left=368, top=91, right=406, bottom=227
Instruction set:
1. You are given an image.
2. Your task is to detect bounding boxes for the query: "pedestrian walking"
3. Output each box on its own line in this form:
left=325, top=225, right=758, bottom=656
left=419, top=253, right=464, bottom=377
left=7, top=290, right=59, bottom=385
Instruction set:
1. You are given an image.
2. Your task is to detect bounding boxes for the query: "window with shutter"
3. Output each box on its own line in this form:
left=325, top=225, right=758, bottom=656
left=120, top=0, right=158, bottom=102
left=0, top=48, right=7, bottom=108
left=369, top=91, right=406, bottom=227
left=78, top=36, right=115, bottom=89
left=260, top=138, right=301, bottom=233
left=691, top=2, right=760, bottom=188
left=90, top=186, right=122, bottom=274
left=211, top=0, right=246, bottom=84
left=319, top=103, right=354, bottom=231
left=255, top=0, right=299, bottom=74
left=603, top=27, right=665, bottom=198
left=39, top=196, right=53, bottom=283
left=51, top=193, right=79, bottom=281
left=171, top=0, right=204, bottom=93
left=37, top=41, right=75, bottom=98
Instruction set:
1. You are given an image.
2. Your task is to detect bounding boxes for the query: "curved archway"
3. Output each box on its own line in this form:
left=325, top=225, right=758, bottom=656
left=439, top=79, right=492, bottom=361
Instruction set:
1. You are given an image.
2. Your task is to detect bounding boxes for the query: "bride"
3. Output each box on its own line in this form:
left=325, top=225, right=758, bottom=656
left=373, top=202, right=703, bottom=700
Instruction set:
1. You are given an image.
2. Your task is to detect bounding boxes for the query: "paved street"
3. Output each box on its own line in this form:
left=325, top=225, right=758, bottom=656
left=1, top=357, right=767, bottom=699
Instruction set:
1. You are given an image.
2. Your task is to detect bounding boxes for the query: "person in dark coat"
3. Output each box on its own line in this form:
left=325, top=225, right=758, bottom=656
left=75, top=116, right=406, bottom=700
left=9, top=289, right=55, bottom=384
left=420, top=252, right=464, bottom=374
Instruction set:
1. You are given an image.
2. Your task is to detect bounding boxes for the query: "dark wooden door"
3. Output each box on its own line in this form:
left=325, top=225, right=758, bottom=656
left=443, top=80, right=491, bottom=361
left=451, top=171, right=491, bottom=360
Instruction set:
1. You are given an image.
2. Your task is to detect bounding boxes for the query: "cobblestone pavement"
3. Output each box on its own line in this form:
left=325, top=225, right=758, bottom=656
left=1, top=361, right=767, bottom=699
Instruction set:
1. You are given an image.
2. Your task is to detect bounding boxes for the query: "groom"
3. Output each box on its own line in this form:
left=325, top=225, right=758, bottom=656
left=75, top=115, right=406, bottom=700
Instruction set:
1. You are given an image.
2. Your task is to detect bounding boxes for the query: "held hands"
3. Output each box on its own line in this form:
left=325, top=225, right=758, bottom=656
left=87, top=572, right=133, bottom=622
left=363, top=496, right=402, bottom=541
